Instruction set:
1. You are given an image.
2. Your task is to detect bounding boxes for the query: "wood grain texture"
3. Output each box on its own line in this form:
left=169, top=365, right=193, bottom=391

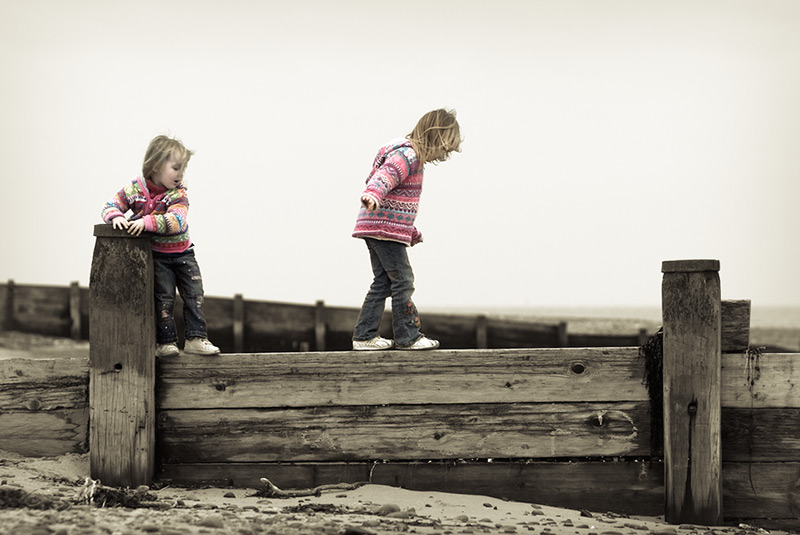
left=722, top=407, right=800, bottom=461
left=157, top=402, right=651, bottom=463
left=89, top=225, right=156, bottom=487
left=0, top=409, right=88, bottom=456
left=0, top=357, right=88, bottom=410
left=721, top=299, right=751, bottom=353
left=662, top=264, right=722, bottom=525
left=156, top=347, right=648, bottom=409
left=722, top=352, right=800, bottom=408
left=723, top=462, right=800, bottom=521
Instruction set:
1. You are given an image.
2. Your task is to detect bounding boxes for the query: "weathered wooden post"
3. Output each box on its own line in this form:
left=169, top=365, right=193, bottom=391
left=661, top=259, right=722, bottom=525
left=475, top=314, right=488, bottom=349
left=3, top=279, right=15, bottom=331
left=69, top=281, right=82, bottom=340
left=314, top=300, right=326, bottom=351
left=233, top=293, right=245, bottom=352
left=89, top=224, right=155, bottom=487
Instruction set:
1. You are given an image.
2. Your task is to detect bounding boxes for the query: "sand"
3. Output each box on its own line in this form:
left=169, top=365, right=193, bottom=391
left=0, top=449, right=795, bottom=535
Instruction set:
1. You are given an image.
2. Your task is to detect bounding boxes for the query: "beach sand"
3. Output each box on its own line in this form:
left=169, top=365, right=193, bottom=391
left=1, top=449, right=795, bottom=535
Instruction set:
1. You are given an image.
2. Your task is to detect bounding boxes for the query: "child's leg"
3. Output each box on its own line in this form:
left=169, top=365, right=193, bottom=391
left=353, top=239, right=392, bottom=341
left=172, top=250, right=209, bottom=340
left=153, top=255, right=178, bottom=344
left=361, top=239, right=422, bottom=347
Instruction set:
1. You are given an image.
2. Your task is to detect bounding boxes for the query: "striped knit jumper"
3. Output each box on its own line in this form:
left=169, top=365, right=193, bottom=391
left=101, top=176, right=191, bottom=253
left=352, top=139, right=424, bottom=246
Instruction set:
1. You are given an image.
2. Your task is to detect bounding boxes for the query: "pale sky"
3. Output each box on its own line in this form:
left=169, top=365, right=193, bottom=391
left=1, top=0, right=798, bottom=312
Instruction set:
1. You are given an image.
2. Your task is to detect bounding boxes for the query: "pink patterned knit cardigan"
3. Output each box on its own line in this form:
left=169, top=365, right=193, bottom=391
left=101, top=176, right=191, bottom=253
left=352, top=139, right=424, bottom=246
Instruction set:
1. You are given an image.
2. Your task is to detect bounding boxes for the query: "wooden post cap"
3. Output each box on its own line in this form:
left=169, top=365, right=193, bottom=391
left=661, top=260, right=720, bottom=273
left=93, top=223, right=151, bottom=239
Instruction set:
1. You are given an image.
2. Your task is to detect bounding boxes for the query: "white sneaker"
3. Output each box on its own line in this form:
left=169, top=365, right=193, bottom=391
left=352, top=336, right=394, bottom=351
left=156, top=343, right=180, bottom=357
left=403, top=336, right=439, bottom=350
left=184, top=338, right=220, bottom=355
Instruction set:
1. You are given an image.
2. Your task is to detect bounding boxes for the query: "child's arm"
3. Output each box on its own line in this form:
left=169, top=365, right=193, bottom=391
left=139, top=191, right=189, bottom=236
left=361, top=147, right=414, bottom=209
left=102, top=182, right=135, bottom=226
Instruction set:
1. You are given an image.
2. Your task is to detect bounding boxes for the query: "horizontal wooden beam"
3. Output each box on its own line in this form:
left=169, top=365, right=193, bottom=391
left=722, top=352, right=800, bottom=408
left=0, top=357, right=89, bottom=410
left=0, top=409, right=88, bottom=456
left=157, top=401, right=652, bottom=463
left=157, top=347, right=648, bottom=409
left=722, top=408, right=800, bottom=461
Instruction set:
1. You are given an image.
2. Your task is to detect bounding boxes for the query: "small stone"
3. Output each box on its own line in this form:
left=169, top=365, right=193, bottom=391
left=455, top=515, right=470, bottom=522
left=223, top=491, right=236, bottom=498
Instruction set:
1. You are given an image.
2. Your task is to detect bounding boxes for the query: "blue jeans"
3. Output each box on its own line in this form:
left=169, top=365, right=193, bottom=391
left=153, top=249, right=208, bottom=344
left=353, top=238, right=423, bottom=347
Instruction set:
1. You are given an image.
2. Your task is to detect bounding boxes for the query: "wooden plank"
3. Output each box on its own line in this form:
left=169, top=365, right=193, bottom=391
left=0, top=409, right=88, bottom=456
left=0, top=357, right=88, bottom=410
left=722, top=352, right=800, bottom=408
left=158, top=460, right=665, bottom=516
left=157, top=401, right=652, bottom=463
left=722, top=407, right=800, bottom=461
left=156, top=347, right=648, bottom=409
left=89, top=224, right=155, bottom=487
left=661, top=259, right=722, bottom=525
left=721, top=299, right=750, bottom=353
left=723, top=462, right=800, bottom=522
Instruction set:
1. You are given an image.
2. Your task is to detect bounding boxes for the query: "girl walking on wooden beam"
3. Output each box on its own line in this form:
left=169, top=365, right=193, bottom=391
left=352, top=109, right=462, bottom=351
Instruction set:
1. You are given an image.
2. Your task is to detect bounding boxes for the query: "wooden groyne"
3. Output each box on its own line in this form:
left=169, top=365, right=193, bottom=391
left=2, top=225, right=799, bottom=529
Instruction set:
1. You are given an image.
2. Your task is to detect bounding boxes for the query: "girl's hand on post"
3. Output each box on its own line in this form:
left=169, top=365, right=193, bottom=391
left=126, top=219, right=146, bottom=236
left=111, top=217, right=129, bottom=230
left=361, top=195, right=378, bottom=211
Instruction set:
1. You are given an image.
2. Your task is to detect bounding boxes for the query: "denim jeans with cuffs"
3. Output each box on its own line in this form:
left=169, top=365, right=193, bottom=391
left=353, top=238, right=423, bottom=347
left=153, top=248, right=209, bottom=344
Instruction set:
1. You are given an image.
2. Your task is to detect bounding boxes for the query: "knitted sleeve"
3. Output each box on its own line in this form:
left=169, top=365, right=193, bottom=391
left=362, top=146, right=417, bottom=205
left=142, top=188, right=189, bottom=236
left=101, top=181, right=137, bottom=223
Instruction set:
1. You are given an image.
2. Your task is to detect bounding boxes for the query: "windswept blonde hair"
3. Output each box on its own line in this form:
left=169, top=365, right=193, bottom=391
left=142, top=135, right=194, bottom=180
left=407, top=108, right=462, bottom=165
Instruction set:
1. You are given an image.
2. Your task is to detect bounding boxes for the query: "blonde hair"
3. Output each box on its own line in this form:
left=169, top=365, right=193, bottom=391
left=142, top=135, right=193, bottom=180
left=407, top=108, right=462, bottom=165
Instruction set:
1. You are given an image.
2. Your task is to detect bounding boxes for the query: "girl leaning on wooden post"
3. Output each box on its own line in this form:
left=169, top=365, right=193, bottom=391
left=101, top=134, right=219, bottom=357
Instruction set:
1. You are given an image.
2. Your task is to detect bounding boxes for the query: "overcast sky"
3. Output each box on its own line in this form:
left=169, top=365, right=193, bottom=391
left=1, top=0, right=798, bottom=313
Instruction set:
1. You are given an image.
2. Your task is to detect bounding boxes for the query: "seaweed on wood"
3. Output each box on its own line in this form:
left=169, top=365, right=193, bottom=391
left=639, top=327, right=663, bottom=454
